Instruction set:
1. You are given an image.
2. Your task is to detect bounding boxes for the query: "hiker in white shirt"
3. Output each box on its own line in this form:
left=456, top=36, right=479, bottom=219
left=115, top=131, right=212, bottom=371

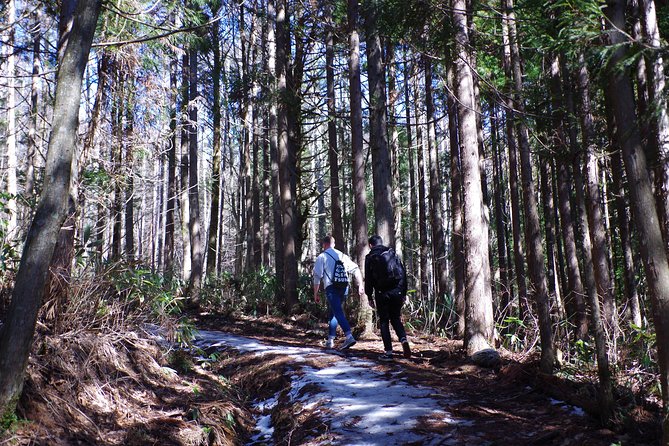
left=313, top=235, right=365, bottom=350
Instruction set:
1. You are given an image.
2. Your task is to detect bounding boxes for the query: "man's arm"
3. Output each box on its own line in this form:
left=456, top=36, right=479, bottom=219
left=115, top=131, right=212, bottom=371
left=313, top=255, right=323, bottom=303
left=352, top=268, right=365, bottom=297
left=364, top=255, right=374, bottom=297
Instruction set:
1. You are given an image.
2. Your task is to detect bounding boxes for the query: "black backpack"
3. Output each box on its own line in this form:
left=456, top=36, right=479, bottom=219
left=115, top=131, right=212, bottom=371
left=325, top=251, right=349, bottom=289
left=371, top=248, right=404, bottom=291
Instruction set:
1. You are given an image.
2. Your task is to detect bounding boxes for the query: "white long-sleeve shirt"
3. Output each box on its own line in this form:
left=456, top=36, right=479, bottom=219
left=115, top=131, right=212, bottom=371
left=313, top=247, right=359, bottom=289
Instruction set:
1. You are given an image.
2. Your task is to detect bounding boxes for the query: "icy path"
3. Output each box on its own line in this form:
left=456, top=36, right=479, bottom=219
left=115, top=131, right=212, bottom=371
left=194, top=330, right=472, bottom=446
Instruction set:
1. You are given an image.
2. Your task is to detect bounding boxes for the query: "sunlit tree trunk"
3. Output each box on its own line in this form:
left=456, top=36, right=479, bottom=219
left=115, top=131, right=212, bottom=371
left=452, top=0, right=494, bottom=354
left=180, top=51, right=192, bottom=282
left=207, top=17, right=222, bottom=277
left=548, top=54, right=587, bottom=338
left=187, top=46, right=203, bottom=295
left=387, top=42, right=402, bottom=257
left=267, top=0, right=283, bottom=291
left=277, top=0, right=298, bottom=311
left=164, top=49, right=178, bottom=277
left=4, top=0, right=18, bottom=239
left=124, top=91, right=135, bottom=262
left=348, top=0, right=372, bottom=333
left=25, top=9, right=42, bottom=202
left=0, top=0, right=101, bottom=416
left=640, top=0, right=669, bottom=255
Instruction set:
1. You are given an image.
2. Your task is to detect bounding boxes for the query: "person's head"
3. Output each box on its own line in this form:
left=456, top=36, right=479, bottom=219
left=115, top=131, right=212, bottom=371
left=321, top=234, right=335, bottom=249
left=368, top=235, right=383, bottom=247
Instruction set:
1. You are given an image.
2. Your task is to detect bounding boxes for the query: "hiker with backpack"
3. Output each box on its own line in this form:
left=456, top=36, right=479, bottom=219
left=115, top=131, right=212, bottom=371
left=365, top=234, right=411, bottom=361
left=313, top=234, right=365, bottom=350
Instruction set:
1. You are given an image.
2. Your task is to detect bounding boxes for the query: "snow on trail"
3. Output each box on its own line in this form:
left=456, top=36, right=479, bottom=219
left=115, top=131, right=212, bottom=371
left=195, top=330, right=473, bottom=446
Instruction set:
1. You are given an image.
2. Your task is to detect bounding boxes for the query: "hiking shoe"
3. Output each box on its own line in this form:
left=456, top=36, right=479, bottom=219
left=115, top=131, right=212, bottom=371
left=379, top=352, right=394, bottom=362
left=340, top=337, right=357, bottom=350
left=401, top=340, right=412, bottom=358
left=325, top=339, right=334, bottom=349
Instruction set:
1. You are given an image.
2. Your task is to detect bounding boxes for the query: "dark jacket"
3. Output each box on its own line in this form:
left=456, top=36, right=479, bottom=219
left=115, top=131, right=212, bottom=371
left=364, top=244, right=407, bottom=297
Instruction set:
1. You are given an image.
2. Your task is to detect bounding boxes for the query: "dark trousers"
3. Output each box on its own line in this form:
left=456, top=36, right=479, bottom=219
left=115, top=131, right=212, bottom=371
left=375, top=293, right=407, bottom=352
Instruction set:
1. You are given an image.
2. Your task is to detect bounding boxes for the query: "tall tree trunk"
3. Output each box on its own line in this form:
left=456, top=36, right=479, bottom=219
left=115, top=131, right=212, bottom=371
left=325, top=16, right=344, bottom=249
left=0, top=0, right=101, bottom=415
left=267, top=0, right=283, bottom=285
left=505, top=0, right=556, bottom=371
left=539, top=156, right=561, bottom=314
left=571, top=65, right=614, bottom=420
left=164, top=51, right=178, bottom=277
left=277, top=0, right=298, bottom=311
left=404, top=52, right=418, bottom=289
left=491, top=104, right=512, bottom=324
left=425, top=56, right=449, bottom=303
left=348, top=0, right=372, bottom=333
left=207, top=18, right=222, bottom=277
left=180, top=52, right=192, bottom=282
left=111, top=65, right=123, bottom=262
left=4, top=0, right=18, bottom=239
left=452, top=0, right=494, bottom=354
left=187, top=47, right=203, bottom=295
left=447, top=59, right=465, bottom=336
left=604, top=0, right=669, bottom=436
left=641, top=0, right=669, bottom=255
left=25, top=9, right=42, bottom=201
left=548, top=54, right=587, bottom=338
left=501, top=9, right=528, bottom=322
left=387, top=42, right=402, bottom=257
left=575, top=57, right=616, bottom=345
left=414, top=74, right=430, bottom=304
left=124, top=94, right=135, bottom=262
left=363, top=1, right=394, bottom=247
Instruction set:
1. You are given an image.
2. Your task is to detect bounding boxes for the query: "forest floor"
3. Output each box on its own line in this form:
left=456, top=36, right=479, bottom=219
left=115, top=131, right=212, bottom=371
left=2, top=312, right=662, bottom=445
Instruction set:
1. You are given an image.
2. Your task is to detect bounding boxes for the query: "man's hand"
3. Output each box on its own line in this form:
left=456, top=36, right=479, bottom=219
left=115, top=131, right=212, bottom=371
left=314, top=293, right=320, bottom=304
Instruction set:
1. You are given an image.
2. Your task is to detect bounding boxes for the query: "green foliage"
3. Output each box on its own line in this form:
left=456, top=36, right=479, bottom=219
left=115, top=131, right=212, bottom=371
left=169, top=349, right=194, bottom=374
left=108, top=265, right=184, bottom=319
left=629, top=323, right=657, bottom=370
left=498, top=316, right=527, bottom=351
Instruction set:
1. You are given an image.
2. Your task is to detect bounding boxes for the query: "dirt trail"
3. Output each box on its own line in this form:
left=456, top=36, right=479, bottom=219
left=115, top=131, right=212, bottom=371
left=193, top=316, right=641, bottom=445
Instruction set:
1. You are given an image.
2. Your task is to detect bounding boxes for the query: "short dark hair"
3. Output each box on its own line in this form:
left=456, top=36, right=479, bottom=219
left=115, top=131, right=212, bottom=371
left=368, top=235, right=383, bottom=246
left=321, top=234, right=334, bottom=245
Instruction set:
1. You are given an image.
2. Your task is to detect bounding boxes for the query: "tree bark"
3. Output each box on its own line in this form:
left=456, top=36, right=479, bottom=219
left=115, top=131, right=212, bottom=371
left=452, top=0, right=494, bottom=354
left=4, top=0, right=18, bottom=239
left=277, top=0, right=298, bottom=311
left=501, top=8, right=528, bottom=322
left=348, top=0, right=372, bottom=333
left=604, top=0, right=669, bottom=435
left=325, top=16, right=344, bottom=249
left=186, top=47, right=203, bottom=294
left=505, top=0, right=556, bottom=371
left=164, top=49, right=178, bottom=277
left=0, top=0, right=101, bottom=416
left=206, top=17, right=222, bottom=277
left=447, top=59, right=465, bottom=336
left=425, top=56, right=449, bottom=304
left=640, top=0, right=669, bottom=256
left=363, top=1, right=395, bottom=247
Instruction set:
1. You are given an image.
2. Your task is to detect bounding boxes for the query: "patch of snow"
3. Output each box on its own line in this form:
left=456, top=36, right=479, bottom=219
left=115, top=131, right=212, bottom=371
left=548, top=397, right=585, bottom=417
left=195, top=330, right=467, bottom=445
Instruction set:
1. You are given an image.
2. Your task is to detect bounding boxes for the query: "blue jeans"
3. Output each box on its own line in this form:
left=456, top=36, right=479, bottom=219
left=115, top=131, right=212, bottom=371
left=326, top=285, right=351, bottom=337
